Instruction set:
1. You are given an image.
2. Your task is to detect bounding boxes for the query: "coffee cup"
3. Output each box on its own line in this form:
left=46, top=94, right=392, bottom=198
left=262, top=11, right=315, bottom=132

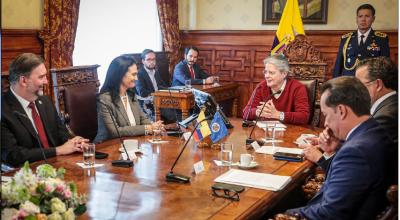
left=240, top=153, right=254, bottom=167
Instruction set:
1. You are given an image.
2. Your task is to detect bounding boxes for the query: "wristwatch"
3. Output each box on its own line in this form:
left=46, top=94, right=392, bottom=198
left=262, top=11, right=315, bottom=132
left=279, top=112, right=285, bottom=121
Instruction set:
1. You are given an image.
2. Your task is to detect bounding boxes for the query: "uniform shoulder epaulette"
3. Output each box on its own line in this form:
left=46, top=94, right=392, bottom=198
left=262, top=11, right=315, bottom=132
left=341, top=32, right=353, bottom=39
left=374, top=31, right=387, bottom=38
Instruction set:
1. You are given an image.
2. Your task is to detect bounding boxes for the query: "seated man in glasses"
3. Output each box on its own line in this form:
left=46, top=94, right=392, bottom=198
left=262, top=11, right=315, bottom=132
left=242, top=55, right=310, bottom=125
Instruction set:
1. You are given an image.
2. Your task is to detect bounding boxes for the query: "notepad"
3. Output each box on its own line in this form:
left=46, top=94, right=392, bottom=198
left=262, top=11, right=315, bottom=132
left=255, top=146, right=303, bottom=155
left=214, top=169, right=291, bottom=191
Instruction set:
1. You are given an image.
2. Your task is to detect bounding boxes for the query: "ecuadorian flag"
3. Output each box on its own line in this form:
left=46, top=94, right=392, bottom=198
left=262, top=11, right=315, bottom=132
left=271, top=0, right=305, bottom=55
left=193, top=110, right=211, bottom=142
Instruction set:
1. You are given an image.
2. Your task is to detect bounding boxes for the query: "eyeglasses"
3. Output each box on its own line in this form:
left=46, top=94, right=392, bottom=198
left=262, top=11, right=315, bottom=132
left=363, top=79, right=377, bottom=86
left=212, top=188, right=240, bottom=201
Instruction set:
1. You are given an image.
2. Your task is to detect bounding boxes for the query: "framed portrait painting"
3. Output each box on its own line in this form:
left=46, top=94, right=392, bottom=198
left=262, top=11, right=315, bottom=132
left=262, top=0, right=328, bottom=24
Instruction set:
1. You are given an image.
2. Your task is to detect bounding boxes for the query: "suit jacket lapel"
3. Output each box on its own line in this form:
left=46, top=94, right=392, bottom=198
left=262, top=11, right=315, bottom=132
left=143, top=70, right=155, bottom=92
left=372, top=94, right=397, bottom=116
left=113, top=97, right=130, bottom=125
left=6, top=91, right=38, bottom=142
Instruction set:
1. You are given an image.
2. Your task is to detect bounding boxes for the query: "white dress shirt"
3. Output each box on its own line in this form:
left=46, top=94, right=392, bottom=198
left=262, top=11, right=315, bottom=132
left=358, top=28, right=371, bottom=45
left=370, top=91, right=397, bottom=115
left=10, top=87, right=39, bottom=132
left=120, top=95, right=136, bottom=126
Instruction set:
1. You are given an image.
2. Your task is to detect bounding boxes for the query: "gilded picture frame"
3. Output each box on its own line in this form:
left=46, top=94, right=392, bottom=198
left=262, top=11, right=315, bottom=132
left=262, top=0, right=329, bottom=24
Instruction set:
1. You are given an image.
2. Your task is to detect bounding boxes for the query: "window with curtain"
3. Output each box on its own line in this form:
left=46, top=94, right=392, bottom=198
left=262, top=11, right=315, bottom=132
left=73, top=0, right=162, bottom=85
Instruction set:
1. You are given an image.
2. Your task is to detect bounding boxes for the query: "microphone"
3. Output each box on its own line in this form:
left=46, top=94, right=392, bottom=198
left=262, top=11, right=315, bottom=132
left=13, top=110, right=48, bottom=164
left=166, top=116, right=211, bottom=183
left=97, top=99, right=133, bottom=168
left=242, top=83, right=262, bottom=127
left=245, top=90, right=282, bottom=145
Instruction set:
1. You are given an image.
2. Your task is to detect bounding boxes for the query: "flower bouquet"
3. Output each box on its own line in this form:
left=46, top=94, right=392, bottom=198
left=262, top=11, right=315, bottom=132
left=1, top=162, right=87, bottom=220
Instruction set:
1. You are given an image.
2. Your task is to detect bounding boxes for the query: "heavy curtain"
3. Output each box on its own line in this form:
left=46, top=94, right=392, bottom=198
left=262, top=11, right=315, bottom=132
left=39, top=0, right=80, bottom=94
left=156, top=0, right=181, bottom=78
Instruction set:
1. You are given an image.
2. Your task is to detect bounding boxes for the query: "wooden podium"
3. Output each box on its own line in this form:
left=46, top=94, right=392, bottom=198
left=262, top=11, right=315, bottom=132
left=152, top=83, right=239, bottom=120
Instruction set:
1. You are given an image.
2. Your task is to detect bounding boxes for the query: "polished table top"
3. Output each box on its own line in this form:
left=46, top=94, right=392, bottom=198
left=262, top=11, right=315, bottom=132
left=17, top=119, right=321, bottom=220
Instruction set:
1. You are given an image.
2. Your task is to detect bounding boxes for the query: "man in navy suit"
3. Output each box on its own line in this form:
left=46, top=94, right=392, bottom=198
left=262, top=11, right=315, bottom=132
left=287, top=76, right=392, bottom=219
left=172, top=46, right=215, bottom=86
left=1, top=53, right=87, bottom=167
left=333, top=4, right=390, bottom=77
left=135, top=49, right=173, bottom=121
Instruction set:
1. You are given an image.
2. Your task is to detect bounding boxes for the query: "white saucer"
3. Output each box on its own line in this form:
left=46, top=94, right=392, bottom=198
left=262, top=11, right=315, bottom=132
left=238, top=161, right=258, bottom=169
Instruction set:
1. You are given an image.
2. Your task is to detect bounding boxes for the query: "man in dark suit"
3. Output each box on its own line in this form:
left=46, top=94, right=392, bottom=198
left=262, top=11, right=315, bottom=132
left=172, top=46, right=215, bottom=86
left=356, top=56, right=398, bottom=182
left=333, top=4, right=390, bottom=77
left=287, top=76, right=392, bottom=219
left=1, top=53, right=87, bottom=167
left=135, top=49, right=172, bottom=121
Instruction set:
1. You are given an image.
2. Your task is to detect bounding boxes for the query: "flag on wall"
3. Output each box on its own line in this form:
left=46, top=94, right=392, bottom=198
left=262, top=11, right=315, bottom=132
left=210, top=111, right=229, bottom=143
left=271, top=0, right=305, bottom=55
left=193, top=110, right=211, bottom=142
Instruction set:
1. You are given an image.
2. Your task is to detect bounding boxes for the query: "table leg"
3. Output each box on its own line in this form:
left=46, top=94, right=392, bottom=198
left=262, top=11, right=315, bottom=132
left=232, top=97, right=238, bottom=117
left=155, top=107, right=161, bottom=122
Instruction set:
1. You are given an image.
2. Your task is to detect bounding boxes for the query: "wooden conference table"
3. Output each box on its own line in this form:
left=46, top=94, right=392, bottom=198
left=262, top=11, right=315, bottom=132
left=14, top=119, right=321, bottom=219
left=152, top=83, right=239, bottom=120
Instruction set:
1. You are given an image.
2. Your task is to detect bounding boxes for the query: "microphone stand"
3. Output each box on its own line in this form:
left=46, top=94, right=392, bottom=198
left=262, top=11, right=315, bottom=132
left=98, top=100, right=133, bottom=168
left=13, top=111, right=48, bottom=164
left=166, top=117, right=209, bottom=183
left=242, top=83, right=261, bottom=127
left=245, top=90, right=281, bottom=145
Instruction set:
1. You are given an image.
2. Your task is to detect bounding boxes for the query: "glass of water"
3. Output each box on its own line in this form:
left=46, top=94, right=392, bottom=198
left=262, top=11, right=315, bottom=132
left=265, top=122, right=276, bottom=141
left=184, top=79, right=192, bottom=91
left=83, top=143, right=95, bottom=166
left=152, top=126, right=162, bottom=142
left=220, top=143, right=233, bottom=166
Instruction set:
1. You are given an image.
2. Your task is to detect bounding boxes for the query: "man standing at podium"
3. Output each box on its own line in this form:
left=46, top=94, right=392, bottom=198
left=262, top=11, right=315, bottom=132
left=172, top=46, right=215, bottom=86
left=1, top=53, right=87, bottom=167
left=333, top=4, right=390, bottom=77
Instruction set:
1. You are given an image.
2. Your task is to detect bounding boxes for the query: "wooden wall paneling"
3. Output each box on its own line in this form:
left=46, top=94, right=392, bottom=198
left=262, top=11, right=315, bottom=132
left=1, top=29, right=43, bottom=72
left=180, top=30, right=398, bottom=118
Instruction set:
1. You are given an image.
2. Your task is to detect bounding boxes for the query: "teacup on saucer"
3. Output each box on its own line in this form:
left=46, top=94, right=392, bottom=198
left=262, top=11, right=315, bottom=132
left=238, top=161, right=258, bottom=169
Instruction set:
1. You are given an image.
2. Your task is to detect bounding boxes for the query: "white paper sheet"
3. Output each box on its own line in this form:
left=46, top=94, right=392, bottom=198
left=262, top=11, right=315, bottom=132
left=214, top=169, right=291, bottom=191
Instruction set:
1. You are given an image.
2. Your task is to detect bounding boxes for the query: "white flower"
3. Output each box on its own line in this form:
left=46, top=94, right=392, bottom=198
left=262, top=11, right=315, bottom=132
left=1, top=208, right=18, bottom=220
left=19, top=200, right=40, bottom=215
left=36, top=164, right=57, bottom=178
left=13, top=165, right=37, bottom=188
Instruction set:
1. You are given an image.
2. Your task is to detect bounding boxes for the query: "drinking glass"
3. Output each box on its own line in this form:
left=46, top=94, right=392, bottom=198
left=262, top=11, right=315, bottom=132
left=213, top=76, right=220, bottom=86
left=220, top=143, right=233, bottom=166
left=83, top=143, right=95, bottom=166
left=184, top=79, right=192, bottom=90
left=152, top=126, right=162, bottom=142
left=265, top=122, right=276, bottom=141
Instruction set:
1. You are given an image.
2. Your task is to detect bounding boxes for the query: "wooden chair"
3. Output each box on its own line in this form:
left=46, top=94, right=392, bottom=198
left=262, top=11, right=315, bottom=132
left=284, top=35, right=328, bottom=127
left=52, top=65, right=100, bottom=141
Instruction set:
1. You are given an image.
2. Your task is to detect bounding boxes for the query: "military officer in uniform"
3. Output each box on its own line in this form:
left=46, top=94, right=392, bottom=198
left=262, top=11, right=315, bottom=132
left=333, top=4, right=390, bottom=78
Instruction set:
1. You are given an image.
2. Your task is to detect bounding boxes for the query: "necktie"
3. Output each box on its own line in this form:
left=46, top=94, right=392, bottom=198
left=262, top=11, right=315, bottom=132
left=360, top=35, right=365, bottom=48
left=189, top=66, right=195, bottom=79
left=28, top=102, right=50, bottom=148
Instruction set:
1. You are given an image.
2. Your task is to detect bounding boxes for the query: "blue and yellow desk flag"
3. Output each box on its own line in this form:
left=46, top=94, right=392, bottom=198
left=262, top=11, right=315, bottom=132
left=210, top=111, right=228, bottom=143
left=271, top=0, right=305, bottom=55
